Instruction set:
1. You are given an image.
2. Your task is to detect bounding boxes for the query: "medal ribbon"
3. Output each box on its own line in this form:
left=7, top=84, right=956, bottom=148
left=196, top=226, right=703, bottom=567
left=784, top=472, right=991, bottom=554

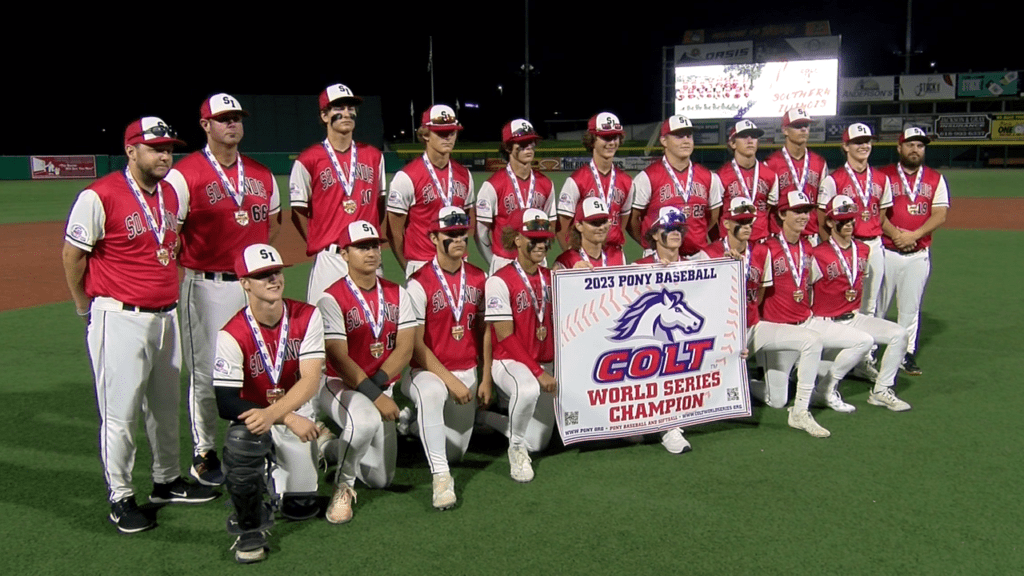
left=844, top=163, right=874, bottom=210
left=323, top=139, right=358, bottom=198
left=662, top=157, right=692, bottom=203
left=422, top=152, right=453, bottom=206
left=244, top=302, right=290, bottom=386
left=202, top=145, right=246, bottom=208
left=123, top=168, right=166, bottom=246
left=777, top=234, right=805, bottom=291
left=513, top=260, right=546, bottom=324
left=897, top=164, right=923, bottom=204
left=588, top=160, right=617, bottom=206
left=730, top=159, right=760, bottom=200
left=578, top=247, right=607, bottom=268
left=828, top=238, right=858, bottom=290
left=505, top=163, right=536, bottom=210
left=344, top=277, right=385, bottom=339
left=781, top=147, right=809, bottom=195
left=431, top=257, right=466, bottom=323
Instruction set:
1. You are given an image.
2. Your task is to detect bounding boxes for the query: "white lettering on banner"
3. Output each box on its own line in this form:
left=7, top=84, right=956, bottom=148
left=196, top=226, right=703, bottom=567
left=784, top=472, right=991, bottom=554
left=552, top=259, right=750, bottom=445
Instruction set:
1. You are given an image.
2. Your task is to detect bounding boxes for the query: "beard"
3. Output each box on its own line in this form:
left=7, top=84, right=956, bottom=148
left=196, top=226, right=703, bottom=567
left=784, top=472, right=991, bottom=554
left=900, top=154, right=922, bottom=169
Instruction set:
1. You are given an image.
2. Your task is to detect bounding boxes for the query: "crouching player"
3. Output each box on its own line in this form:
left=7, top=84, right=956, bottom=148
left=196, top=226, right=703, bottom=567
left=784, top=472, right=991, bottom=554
left=403, top=207, right=490, bottom=509
left=317, top=221, right=415, bottom=523
left=213, top=244, right=324, bottom=563
left=810, top=196, right=911, bottom=412
left=483, top=208, right=557, bottom=482
left=552, top=197, right=626, bottom=269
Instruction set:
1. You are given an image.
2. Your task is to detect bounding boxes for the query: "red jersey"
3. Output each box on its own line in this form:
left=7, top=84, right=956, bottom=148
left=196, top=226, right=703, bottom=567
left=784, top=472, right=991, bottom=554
left=810, top=239, right=870, bottom=318
left=760, top=235, right=814, bottom=325
left=319, top=277, right=416, bottom=385
left=556, top=164, right=632, bottom=247
left=702, top=240, right=773, bottom=328
left=716, top=160, right=777, bottom=243
left=65, top=170, right=180, bottom=308
left=878, top=164, right=950, bottom=251
left=553, top=245, right=626, bottom=269
left=388, top=156, right=475, bottom=262
left=485, top=263, right=554, bottom=374
left=765, top=148, right=828, bottom=238
left=629, top=159, right=723, bottom=254
left=406, top=260, right=487, bottom=371
left=476, top=168, right=556, bottom=260
left=213, top=300, right=324, bottom=408
left=165, top=152, right=279, bottom=272
left=819, top=165, right=893, bottom=239
left=290, top=141, right=386, bottom=255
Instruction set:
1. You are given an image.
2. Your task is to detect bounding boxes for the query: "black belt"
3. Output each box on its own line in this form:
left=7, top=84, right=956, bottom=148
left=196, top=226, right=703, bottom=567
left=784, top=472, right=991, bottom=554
left=884, top=245, right=926, bottom=255
left=855, top=235, right=879, bottom=242
left=326, top=245, right=343, bottom=254
left=202, top=272, right=238, bottom=281
left=122, top=303, right=177, bottom=313
left=830, top=312, right=856, bottom=322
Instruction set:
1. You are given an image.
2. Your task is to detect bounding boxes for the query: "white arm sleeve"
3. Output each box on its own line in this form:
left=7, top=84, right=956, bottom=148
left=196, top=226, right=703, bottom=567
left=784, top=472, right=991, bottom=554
left=300, top=308, right=326, bottom=360
left=398, top=286, right=417, bottom=330
left=880, top=177, right=893, bottom=209
left=164, top=168, right=190, bottom=223
left=406, top=278, right=428, bottom=325
left=387, top=170, right=415, bottom=215
left=708, top=172, right=724, bottom=210
left=818, top=175, right=837, bottom=209
left=269, top=176, right=281, bottom=215
left=317, top=293, right=348, bottom=341
left=630, top=171, right=652, bottom=211
left=484, top=275, right=513, bottom=322
left=377, top=154, right=387, bottom=194
left=65, top=189, right=105, bottom=251
left=556, top=177, right=581, bottom=217
left=933, top=176, right=950, bottom=207
left=289, top=160, right=312, bottom=209
left=213, top=331, right=244, bottom=388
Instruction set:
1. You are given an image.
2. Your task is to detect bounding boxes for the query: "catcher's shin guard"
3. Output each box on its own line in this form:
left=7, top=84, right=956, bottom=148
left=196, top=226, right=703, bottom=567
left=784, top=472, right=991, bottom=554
left=223, top=424, right=274, bottom=532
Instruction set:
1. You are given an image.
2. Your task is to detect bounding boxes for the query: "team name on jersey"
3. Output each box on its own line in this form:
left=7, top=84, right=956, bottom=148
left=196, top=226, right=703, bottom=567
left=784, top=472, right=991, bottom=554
left=344, top=301, right=399, bottom=333
left=430, top=285, right=483, bottom=314
left=502, top=191, right=546, bottom=213
left=840, top=182, right=883, bottom=199
left=895, top=183, right=934, bottom=199
left=513, top=286, right=551, bottom=314
left=205, top=177, right=269, bottom=204
left=726, top=179, right=770, bottom=196
left=772, top=254, right=811, bottom=277
left=778, top=170, right=821, bottom=189
left=419, top=180, right=470, bottom=203
left=588, top=187, right=627, bottom=206
left=318, top=162, right=377, bottom=190
left=657, top=181, right=709, bottom=204
left=825, top=256, right=867, bottom=281
left=247, top=337, right=303, bottom=378
left=125, top=209, right=177, bottom=240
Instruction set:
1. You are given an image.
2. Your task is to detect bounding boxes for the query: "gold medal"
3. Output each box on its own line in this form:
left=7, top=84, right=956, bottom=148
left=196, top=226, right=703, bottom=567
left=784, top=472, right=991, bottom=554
left=792, top=290, right=804, bottom=303
left=369, top=341, right=385, bottom=358
left=536, top=326, right=548, bottom=341
left=235, top=210, right=250, bottom=226
left=861, top=211, right=871, bottom=222
left=156, top=247, right=171, bottom=266
left=343, top=199, right=357, bottom=214
left=845, top=289, right=858, bottom=302
left=266, top=387, right=285, bottom=404
left=450, top=325, right=465, bottom=341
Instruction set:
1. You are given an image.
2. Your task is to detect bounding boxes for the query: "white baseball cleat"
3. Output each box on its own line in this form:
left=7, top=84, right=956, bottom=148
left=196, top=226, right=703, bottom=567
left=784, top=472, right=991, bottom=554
left=867, top=387, right=912, bottom=412
left=788, top=408, right=831, bottom=438
left=825, top=390, right=857, bottom=413
left=507, top=444, right=534, bottom=483
left=397, top=407, right=415, bottom=436
left=660, top=428, right=692, bottom=454
left=432, top=471, right=457, bottom=510
left=326, top=485, right=357, bottom=524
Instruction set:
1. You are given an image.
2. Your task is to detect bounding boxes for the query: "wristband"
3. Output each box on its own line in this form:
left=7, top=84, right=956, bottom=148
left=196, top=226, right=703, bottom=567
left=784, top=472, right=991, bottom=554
left=370, top=369, right=389, bottom=389
left=356, top=378, right=383, bottom=401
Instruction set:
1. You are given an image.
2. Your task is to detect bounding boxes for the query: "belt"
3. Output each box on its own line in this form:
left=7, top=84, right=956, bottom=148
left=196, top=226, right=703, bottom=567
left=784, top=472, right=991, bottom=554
left=884, top=245, right=926, bottom=255
left=829, top=312, right=856, bottom=322
left=202, top=272, right=238, bottom=281
left=855, top=235, right=879, bottom=242
left=122, top=303, right=177, bottom=313
left=325, top=244, right=343, bottom=255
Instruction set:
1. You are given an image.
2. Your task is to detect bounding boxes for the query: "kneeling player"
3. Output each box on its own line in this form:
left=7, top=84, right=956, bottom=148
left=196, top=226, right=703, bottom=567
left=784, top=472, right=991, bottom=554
left=810, top=196, right=911, bottom=412
left=317, top=221, right=415, bottom=523
left=403, top=207, right=489, bottom=509
left=552, top=197, right=626, bottom=269
left=634, top=202, right=688, bottom=265
left=213, top=244, right=324, bottom=563
left=484, top=208, right=557, bottom=482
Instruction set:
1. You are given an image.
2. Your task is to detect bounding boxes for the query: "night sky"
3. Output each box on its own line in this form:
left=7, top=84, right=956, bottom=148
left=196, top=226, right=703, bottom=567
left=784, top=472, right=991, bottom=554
left=5, top=2, right=1016, bottom=154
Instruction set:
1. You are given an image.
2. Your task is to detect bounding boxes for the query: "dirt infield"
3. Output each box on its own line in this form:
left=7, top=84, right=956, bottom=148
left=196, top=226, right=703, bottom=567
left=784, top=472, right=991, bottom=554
left=3, top=200, right=1022, bottom=312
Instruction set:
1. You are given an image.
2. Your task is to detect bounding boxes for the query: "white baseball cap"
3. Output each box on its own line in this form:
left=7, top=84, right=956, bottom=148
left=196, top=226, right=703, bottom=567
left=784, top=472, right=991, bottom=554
left=421, top=104, right=463, bottom=132
left=660, top=115, right=694, bottom=136
left=319, top=83, right=363, bottom=110
left=123, top=116, right=185, bottom=148
left=728, top=119, right=765, bottom=139
left=899, top=126, right=931, bottom=145
left=200, top=93, right=248, bottom=120
left=782, top=108, right=813, bottom=127
left=431, top=206, right=471, bottom=234
left=339, top=220, right=387, bottom=249
left=843, top=123, right=877, bottom=143
left=588, top=112, right=624, bottom=137
left=235, top=244, right=290, bottom=278
left=722, top=197, right=757, bottom=221
left=826, top=195, right=859, bottom=221
left=778, top=190, right=814, bottom=212
left=575, top=197, right=610, bottom=223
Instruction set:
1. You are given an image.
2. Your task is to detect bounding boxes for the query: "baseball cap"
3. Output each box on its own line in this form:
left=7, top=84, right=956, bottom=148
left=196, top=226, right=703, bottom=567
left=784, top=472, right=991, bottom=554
left=721, top=197, right=757, bottom=222
left=508, top=208, right=555, bottom=239
left=660, top=115, right=694, bottom=137
left=339, top=220, right=387, bottom=249
left=502, top=118, right=540, bottom=145
left=575, top=197, right=610, bottom=223
left=782, top=108, right=813, bottom=128
left=843, top=123, right=877, bottom=143
left=899, top=126, right=932, bottom=145
left=124, top=117, right=186, bottom=148
left=200, top=93, right=248, bottom=120
left=421, top=105, right=463, bottom=132
left=319, top=83, right=363, bottom=110
left=826, top=195, right=859, bottom=221
left=643, top=202, right=687, bottom=234
left=234, top=243, right=290, bottom=279
left=728, top=119, right=765, bottom=139
left=778, top=190, right=814, bottom=212
left=588, top=112, right=624, bottom=137
left=431, top=206, right=471, bottom=234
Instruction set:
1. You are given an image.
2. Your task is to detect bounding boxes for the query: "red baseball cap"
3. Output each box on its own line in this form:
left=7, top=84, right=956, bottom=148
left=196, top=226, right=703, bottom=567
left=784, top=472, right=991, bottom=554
left=642, top=201, right=687, bottom=235
left=431, top=206, right=471, bottom=234
left=721, top=197, right=757, bottom=222
left=843, top=123, right=877, bottom=143
left=899, top=126, right=932, bottom=145
left=200, top=93, right=248, bottom=120
left=421, top=104, right=463, bottom=132
left=728, top=119, right=765, bottom=139
left=660, top=115, right=694, bottom=137
left=778, top=190, right=814, bottom=212
left=124, top=117, right=186, bottom=148
left=508, top=208, right=555, bottom=239
left=339, top=220, right=387, bottom=249
left=588, top=112, right=624, bottom=137
left=319, top=83, right=363, bottom=110
left=782, top=108, right=813, bottom=128
left=826, top=195, right=859, bottom=221
left=575, top=197, right=610, bottom=224
left=502, top=118, right=540, bottom=145
left=234, top=243, right=290, bottom=278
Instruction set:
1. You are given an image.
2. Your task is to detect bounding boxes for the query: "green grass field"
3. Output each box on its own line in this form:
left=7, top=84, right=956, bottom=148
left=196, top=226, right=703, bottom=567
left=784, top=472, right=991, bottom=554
left=1, top=172, right=1023, bottom=574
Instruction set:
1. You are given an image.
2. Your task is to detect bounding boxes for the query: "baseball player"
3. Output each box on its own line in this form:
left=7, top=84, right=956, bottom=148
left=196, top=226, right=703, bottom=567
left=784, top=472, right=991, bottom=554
left=817, top=123, right=893, bottom=318
left=388, top=104, right=476, bottom=277
left=483, top=208, right=557, bottom=482
left=809, top=196, right=911, bottom=412
left=760, top=191, right=873, bottom=435
left=63, top=117, right=216, bottom=534
left=878, top=127, right=950, bottom=376
left=634, top=201, right=688, bottom=265
left=402, top=206, right=489, bottom=509
left=212, top=244, right=324, bottom=563
left=317, top=221, right=416, bottom=523
left=716, top=120, right=778, bottom=244
left=476, top=119, right=556, bottom=274
left=552, top=197, right=627, bottom=269
left=555, top=112, right=632, bottom=251
left=290, top=83, right=387, bottom=302
left=628, top=115, right=723, bottom=257
left=164, top=94, right=281, bottom=486
left=765, top=108, right=828, bottom=244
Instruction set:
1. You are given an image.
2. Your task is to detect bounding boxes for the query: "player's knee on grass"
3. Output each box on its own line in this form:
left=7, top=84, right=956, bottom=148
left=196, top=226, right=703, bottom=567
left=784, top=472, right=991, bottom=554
left=224, top=425, right=272, bottom=531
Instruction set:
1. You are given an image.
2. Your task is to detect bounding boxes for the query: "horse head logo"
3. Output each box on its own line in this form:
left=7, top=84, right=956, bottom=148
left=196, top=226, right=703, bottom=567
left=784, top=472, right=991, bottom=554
left=609, top=289, right=704, bottom=343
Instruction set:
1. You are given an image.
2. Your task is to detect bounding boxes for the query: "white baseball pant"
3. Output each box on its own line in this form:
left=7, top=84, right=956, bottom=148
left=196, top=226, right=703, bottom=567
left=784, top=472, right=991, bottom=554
left=486, top=360, right=556, bottom=453
left=859, top=237, right=885, bottom=317
left=268, top=404, right=319, bottom=497
left=318, top=378, right=396, bottom=489
left=400, top=368, right=478, bottom=474
left=816, top=312, right=907, bottom=390
left=877, top=247, right=930, bottom=354
left=748, top=321, right=823, bottom=409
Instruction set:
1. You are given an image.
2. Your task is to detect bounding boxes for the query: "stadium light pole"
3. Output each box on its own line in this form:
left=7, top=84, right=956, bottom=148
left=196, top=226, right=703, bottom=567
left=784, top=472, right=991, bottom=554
left=904, top=0, right=912, bottom=74
left=524, top=0, right=530, bottom=118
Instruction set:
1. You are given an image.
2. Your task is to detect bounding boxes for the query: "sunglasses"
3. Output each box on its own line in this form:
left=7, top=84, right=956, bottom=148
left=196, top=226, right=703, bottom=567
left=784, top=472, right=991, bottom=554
left=136, top=124, right=178, bottom=139
left=511, top=125, right=536, bottom=138
left=729, top=204, right=757, bottom=216
left=831, top=202, right=858, bottom=216
left=439, top=212, right=470, bottom=229
left=522, top=217, right=551, bottom=232
left=657, top=211, right=687, bottom=230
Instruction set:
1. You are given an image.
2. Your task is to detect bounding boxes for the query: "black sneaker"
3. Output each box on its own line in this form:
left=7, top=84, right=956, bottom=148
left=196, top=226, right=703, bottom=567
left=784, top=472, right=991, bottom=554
left=109, top=496, right=154, bottom=534
left=150, top=477, right=219, bottom=504
left=190, top=450, right=225, bottom=486
left=232, top=531, right=269, bottom=564
left=901, top=353, right=922, bottom=376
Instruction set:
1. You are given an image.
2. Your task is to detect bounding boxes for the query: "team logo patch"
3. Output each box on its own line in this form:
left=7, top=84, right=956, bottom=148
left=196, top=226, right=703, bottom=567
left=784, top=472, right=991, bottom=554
left=609, top=288, right=705, bottom=343
left=213, top=357, right=230, bottom=376
left=69, top=223, right=89, bottom=244
left=388, top=190, right=401, bottom=202
left=487, top=296, right=502, bottom=310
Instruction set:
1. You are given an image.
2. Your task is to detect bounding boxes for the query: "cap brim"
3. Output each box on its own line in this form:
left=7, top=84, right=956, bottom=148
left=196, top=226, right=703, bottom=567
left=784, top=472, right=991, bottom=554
left=324, top=97, right=364, bottom=109
left=507, top=134, right=541, bottom=144
left=240, top=263, right=291, bottom=278
left=732, top=129, right=765, bottom=139
left=434, top=225, right=470, bottom=234
left=128, top=137, right=186, bottom=148
left=426, top=124, right=464, bottom=132
left=205, top=109, right=250, bottom=120
left=901, top=136, right=931, bottom=145
left=845, top=135, right=878, bottom=143
left=784, top=120, right=812, bottom=128
left=522, top=230, right=555, bottom=239
left=592, top=130, right=624, bottom=137
left=343, top=237, right=388, bottom=248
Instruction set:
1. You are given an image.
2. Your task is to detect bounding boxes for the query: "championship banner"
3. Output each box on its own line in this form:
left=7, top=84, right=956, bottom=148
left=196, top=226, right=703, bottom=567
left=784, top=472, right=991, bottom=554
left=899, top=74, right=956, bottom=101
left=957, top=71, right=1019, bottom=98
left=552, top=259, right=750, bottom=445
left=840, top=76, right=896, bottom=102
left=992, top=114, right=1024, bottom=141
left=30, top=155, right=96, bottom=179
left=934, top=115, right=990, bottom=140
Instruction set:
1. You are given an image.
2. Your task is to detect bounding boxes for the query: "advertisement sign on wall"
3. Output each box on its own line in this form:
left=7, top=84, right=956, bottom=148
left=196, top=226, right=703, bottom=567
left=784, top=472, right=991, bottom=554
left=899, top=74, right=957, bottom=101
left=934, top=115, right=991, bottom=140
left=840, top=76, right=896, bottom=102
left=992, top=114, right=1024, bottom=141
left=957, top=71, right=1019, bottom=98
left=30, top=156, right=97, bottom=179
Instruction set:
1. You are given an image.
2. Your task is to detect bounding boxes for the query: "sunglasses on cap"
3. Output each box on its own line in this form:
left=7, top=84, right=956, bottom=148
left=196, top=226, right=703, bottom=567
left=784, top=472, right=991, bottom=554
left=831, top=202, right=858, bottom=216
left=511, top=125, right=536, bottom=138
left=430, top=112, right=458, bottom=125
left=730, top=204, right=757, bottom=217
left=657, top=211, right=686, bottom=231
left=136, top=124, right=178, bottom=139
left=522, top=218, right=552, bottom=232
left=439, top=211, right=470, bottom=229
